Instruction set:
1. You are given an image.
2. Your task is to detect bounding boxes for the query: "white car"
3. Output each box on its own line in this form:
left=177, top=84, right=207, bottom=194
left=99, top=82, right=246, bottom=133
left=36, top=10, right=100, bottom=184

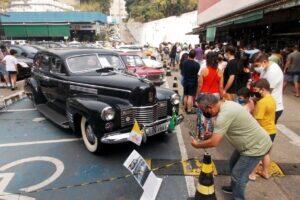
left=142, top=58, right=163, bottom=69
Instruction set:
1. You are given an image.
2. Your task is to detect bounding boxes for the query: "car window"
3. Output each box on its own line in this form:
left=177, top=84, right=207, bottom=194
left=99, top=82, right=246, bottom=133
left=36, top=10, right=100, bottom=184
left=67, top=54, right=101, bottom=73
left=22, top=45, right=38, bottom=53
left=50, top=56, right=65, bottom=74
left=10, top=47, right=22, bottom=56
left=98, top=55, right=124, bottom=69
left=67, top=54, right=124, bottom=73
left=122, top=55, right=144, bottom=67
left=40, top=54, right=50, bottom=71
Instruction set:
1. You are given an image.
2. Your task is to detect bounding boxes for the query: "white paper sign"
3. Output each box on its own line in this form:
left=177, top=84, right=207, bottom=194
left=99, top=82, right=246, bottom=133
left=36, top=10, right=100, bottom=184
left=123, top=150, right=163, bottom=200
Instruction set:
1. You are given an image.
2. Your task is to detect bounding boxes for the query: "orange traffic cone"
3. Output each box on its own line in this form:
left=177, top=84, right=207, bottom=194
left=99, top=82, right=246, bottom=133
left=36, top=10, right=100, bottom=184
left=194, top=153, right=217, bottom=200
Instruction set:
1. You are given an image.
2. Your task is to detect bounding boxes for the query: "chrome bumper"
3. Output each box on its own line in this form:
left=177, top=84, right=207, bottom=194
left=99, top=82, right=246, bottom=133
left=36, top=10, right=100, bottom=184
left=101, top=114, right=184, bottom=144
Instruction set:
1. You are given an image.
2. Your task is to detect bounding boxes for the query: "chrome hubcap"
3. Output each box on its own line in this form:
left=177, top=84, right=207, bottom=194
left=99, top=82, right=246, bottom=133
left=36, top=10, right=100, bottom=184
left=86, top=125, right=96, bottom=145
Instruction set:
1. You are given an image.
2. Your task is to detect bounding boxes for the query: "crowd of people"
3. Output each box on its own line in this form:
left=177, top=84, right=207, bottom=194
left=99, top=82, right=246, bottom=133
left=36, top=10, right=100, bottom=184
left=162, top=42, right=300, bottom=200
left=0, top=45, right=19, bottom=91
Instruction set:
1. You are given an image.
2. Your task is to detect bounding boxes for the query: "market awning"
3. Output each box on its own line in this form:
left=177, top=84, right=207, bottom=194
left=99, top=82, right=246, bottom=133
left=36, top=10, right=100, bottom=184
left=186, top=26, right=205, bottom=35
left=3, top=24, right=70, bottom=37
left=206, top=26, right=216, bottom=42
left=233, top=10, right=263, bottom=24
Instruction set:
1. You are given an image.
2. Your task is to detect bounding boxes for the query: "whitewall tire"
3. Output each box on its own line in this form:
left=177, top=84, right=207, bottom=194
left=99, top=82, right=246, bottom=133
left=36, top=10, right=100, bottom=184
left=81, top=116, right=100, bottom=153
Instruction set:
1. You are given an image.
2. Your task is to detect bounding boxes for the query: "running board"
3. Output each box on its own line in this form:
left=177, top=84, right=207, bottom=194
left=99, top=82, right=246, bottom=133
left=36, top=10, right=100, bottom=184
left=36, top=104, right=69, bottom=129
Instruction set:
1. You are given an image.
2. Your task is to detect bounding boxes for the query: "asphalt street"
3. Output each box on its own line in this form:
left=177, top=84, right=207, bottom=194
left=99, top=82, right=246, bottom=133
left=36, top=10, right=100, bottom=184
left=0, top=98, right=189, bottom=200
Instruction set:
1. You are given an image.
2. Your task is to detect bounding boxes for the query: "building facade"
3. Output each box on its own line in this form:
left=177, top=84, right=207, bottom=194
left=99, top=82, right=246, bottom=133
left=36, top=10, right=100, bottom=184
left=195, top=0, right=300, bottom=48
left=7, top=0, right=75, bottom=12
left=109, top=0, right=128, bottom=24
left=0, top=12, right=107, bottom=41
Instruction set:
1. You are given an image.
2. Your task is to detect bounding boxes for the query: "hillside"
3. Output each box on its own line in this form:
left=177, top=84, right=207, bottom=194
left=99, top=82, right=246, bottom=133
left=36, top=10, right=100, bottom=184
left=77, top=0, right=112, bottom=14
left=125, top=0, right=198, bottom=22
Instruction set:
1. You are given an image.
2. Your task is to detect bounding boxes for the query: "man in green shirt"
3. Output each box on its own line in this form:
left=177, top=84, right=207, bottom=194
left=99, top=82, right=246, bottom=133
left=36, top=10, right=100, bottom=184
left=191, top=94, right=272, bottom=200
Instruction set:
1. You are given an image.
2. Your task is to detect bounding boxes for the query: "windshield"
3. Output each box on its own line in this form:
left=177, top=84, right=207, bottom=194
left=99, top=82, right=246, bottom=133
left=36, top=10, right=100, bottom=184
left=122, top=55, right=144, bottom=67
left=22, top=45, right=38, bottom=53
left=67, top=54, right=125, bottom=73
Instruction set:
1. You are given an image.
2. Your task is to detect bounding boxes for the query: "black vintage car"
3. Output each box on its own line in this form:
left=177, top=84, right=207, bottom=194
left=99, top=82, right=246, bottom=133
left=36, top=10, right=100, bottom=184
left=25, top=49, right=183, bottom=154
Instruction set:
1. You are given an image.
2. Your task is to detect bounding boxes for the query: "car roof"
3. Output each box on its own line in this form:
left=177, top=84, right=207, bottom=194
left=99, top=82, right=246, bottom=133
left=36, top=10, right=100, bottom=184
left=38, top=48, right=118, bottom=58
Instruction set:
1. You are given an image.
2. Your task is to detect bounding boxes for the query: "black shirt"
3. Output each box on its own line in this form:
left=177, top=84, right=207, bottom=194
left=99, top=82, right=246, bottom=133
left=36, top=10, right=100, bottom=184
left=224, top=59, right=238, bottom=94
left=182, top=59, right=200, bottom=85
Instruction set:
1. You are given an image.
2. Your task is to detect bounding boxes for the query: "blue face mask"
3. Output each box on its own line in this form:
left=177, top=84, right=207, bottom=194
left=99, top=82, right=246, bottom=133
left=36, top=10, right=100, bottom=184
left=237, top=97, right=247, bottom=105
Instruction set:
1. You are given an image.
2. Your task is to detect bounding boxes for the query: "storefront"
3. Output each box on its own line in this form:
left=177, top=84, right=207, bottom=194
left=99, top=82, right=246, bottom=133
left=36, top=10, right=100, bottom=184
left=195, top=0, right=300, bottom=49
left=0, top=12, right=107, bottom=41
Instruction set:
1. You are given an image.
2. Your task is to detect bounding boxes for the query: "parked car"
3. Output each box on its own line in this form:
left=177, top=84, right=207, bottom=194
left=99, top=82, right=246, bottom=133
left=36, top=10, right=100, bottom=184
left=25, top=49, right=183, bottom=154
left=15, top=56, right=33, bottom=80
left=119, top=53, right=166, bottom=85
left=118, top=45, right=143, bottom=56
left=35, top=41, right=67, bottom=48
left=142, top=57, right=163, bottom=69
left=10, top=45, right=38, bottom=59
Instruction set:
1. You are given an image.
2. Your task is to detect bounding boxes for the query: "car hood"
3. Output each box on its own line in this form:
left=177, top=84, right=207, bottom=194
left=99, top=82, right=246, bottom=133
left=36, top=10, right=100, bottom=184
left=69, top=72, right=156, bottom=106
left=71, top=72, right=149, bottom=91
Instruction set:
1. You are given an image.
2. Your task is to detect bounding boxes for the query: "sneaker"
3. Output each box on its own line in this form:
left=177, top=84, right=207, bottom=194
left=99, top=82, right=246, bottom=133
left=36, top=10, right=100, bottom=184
left=222, top=186, right=233, bottom=194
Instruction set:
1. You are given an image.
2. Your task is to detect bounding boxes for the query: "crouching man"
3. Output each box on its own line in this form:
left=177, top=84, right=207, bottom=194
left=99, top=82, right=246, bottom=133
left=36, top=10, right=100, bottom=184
left=191, top=94, right=272, bottom=200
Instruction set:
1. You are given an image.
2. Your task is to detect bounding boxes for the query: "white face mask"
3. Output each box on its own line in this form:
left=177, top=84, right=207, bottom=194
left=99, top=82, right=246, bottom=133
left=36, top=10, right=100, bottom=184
left=255, top=66, right=264, bottom=73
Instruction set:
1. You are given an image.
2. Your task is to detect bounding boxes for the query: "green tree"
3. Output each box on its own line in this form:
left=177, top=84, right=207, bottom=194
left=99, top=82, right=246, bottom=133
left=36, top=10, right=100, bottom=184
left=125, top=0, right=197, bottom=22
left=77, top=0, right=112, bottom=14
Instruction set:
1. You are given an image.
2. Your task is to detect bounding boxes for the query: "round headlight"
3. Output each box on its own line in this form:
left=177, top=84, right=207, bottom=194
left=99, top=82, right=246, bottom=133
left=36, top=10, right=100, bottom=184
left=171, top=94, right=180, bottom=105
left=101, top=107, right=115, bottom=121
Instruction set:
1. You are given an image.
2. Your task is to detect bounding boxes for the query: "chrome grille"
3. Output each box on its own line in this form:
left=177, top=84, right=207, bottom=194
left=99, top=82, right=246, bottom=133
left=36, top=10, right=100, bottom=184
left=120, top=101, right=168, bottom=127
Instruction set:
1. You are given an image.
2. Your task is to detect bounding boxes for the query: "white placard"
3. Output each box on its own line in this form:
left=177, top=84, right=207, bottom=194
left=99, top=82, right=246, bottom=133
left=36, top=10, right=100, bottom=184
left=123, top=150, right=163, bottom=200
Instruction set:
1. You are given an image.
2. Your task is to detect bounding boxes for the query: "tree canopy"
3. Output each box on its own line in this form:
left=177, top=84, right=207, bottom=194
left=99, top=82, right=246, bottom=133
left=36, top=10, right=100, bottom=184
left=125, top=0, right=198, bottom=22
left=77, top=0, right=112, bottom=14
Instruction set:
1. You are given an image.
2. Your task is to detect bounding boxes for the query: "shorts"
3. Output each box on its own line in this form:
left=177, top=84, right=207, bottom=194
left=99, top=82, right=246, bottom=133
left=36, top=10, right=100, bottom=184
left=284, top=73, right=300, bottom=82
left=275, top=110, right=283, bottom=124
left=270, top=134, right=276, bottom=142
left=184, top=83, right=197, bottom=96
left=0, top=65, right=6, bottom=76
left=8, top=71, right=17, bottom=75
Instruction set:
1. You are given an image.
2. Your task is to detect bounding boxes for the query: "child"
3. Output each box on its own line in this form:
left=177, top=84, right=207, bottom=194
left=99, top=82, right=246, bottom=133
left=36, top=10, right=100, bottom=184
left=236, top=87, right=255, bottom=113
left=2, top=49, right=18, bottom=90
left=249, top=78, right=276, bottom=180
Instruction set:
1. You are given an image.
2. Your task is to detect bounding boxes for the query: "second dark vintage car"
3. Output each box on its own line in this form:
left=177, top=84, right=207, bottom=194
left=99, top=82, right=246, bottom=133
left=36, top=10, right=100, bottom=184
left=25, top=49, right=183, bottom=154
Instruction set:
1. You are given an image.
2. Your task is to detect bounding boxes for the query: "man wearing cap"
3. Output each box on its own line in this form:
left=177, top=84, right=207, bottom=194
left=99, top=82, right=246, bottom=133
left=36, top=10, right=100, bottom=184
left=190, top=94, right=272, bottom=200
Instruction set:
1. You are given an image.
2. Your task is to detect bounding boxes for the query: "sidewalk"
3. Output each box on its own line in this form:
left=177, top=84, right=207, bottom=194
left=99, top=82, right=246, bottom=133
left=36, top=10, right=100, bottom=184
left=0, top=80, right=26, bottom=109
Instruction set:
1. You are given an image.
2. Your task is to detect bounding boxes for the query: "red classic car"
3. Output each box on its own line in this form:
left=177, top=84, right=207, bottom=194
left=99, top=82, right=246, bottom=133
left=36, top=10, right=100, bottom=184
left=119, top=53, right=166, bottom=85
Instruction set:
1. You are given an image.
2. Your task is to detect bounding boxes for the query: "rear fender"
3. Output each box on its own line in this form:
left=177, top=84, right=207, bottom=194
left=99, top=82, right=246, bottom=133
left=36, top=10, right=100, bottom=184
left=25, top=78, right=46, bottom=104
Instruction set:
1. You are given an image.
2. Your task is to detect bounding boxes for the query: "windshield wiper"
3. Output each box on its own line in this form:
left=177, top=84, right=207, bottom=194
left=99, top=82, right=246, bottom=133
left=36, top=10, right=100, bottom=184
left=96, top=67, right=114, bottom=73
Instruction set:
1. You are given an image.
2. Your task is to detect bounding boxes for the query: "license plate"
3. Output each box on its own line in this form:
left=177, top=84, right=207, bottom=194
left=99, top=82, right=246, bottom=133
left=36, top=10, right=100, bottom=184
left=145, top=122, right=168, bottom=136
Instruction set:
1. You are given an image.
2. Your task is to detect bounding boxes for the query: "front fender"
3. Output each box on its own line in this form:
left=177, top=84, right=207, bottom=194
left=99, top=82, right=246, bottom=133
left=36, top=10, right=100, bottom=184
left=67, top=98, right=111, bottom=135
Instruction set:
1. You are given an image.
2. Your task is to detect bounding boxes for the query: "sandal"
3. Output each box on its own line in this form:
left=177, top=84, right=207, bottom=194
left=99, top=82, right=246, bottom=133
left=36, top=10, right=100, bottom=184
left=249, top=174, right=257, bottom=181
left=257, top=171, right=270, bottom=180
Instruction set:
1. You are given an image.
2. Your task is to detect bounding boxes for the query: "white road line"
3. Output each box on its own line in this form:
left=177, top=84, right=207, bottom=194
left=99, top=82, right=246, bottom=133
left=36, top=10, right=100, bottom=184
left=0, top=108, right=36, bottom=113
left=0, top=138, right=82, bottom=148
left=277, top=124, right=300, bottom=147
left=165, top=80, right=196, bottom=197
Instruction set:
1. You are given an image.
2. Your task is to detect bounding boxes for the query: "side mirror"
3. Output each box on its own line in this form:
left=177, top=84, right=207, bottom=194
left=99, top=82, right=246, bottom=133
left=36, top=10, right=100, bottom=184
left=21, top=52, right=27, bottom=57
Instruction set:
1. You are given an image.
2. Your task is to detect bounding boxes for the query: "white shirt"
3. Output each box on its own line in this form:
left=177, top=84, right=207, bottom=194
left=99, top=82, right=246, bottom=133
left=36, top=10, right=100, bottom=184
left=260, top=62, right=284, bottom=111
left=3, top=55, right=18, bottom=72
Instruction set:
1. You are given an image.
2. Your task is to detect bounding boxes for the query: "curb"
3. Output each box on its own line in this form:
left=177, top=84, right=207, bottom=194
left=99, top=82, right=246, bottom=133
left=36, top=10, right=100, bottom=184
left=0, top=90, right=26, bottom=109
